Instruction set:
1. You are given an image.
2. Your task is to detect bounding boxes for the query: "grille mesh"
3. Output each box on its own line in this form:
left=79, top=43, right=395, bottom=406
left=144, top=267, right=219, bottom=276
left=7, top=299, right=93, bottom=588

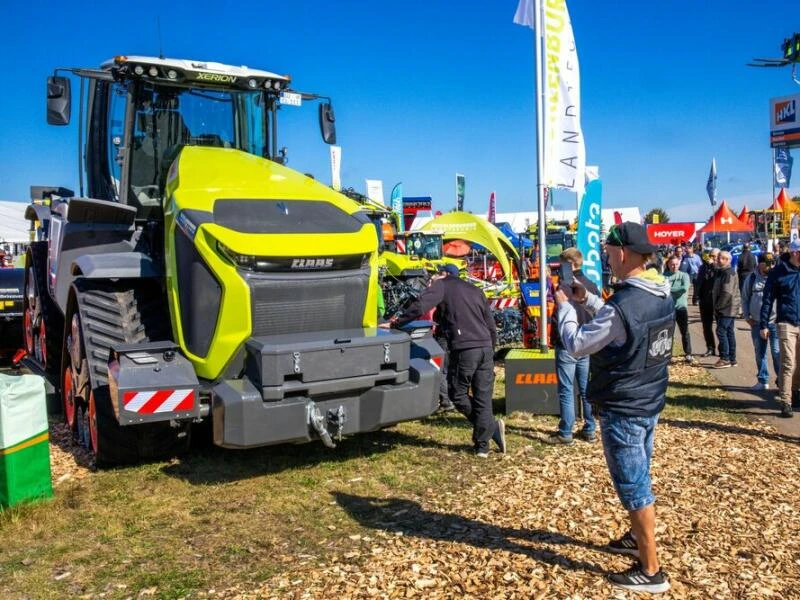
left=248, top=271, right=369, bottom=336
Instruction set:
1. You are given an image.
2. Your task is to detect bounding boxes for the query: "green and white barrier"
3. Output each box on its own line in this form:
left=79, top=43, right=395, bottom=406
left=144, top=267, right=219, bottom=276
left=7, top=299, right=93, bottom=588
left=0, top=374, right=53, bottom=508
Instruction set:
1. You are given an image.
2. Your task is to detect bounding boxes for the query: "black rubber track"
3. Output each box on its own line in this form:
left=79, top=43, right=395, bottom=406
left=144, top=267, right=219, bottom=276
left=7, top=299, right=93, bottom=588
left=71, top=278, right=189, bottom=467
left=26, top=242, right=64, bottom=381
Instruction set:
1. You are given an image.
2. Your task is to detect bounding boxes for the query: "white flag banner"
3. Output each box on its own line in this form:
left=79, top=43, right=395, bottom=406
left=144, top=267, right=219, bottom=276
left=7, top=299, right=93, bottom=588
left=585, top=165, right=599, bottom=183
left=365, top=179, right=384, bottom=205
left=513, top=0, right=534, bottom=28
left=542, top=2, right=585, bottom=198
left=330, top=145, right=342, bottom=191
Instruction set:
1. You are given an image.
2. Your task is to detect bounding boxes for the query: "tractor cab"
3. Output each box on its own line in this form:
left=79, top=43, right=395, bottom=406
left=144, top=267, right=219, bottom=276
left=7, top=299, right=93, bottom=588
left=46, top=56, right=336, bottom=221
left=403, top=231, right=444, bottom=261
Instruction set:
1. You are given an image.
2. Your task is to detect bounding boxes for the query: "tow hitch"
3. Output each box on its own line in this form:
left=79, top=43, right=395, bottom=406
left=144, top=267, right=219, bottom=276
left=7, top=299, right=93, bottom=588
left=307, top=401, right=347, bottom=448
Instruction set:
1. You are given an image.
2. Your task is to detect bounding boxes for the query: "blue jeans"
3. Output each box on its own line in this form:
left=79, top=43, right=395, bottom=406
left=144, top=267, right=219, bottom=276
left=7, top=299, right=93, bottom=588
left=750, top=322, right=780, bottom=384
left=556, top=347, right=594, bottom=439
left=716, top=316, right=736, bottom=362
left=599, top=410, right=659, bottom=512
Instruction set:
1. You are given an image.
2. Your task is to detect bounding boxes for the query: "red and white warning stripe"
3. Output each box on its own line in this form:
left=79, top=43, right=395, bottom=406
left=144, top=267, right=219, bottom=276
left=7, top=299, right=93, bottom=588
left=490, top=297, right=520, bottom=310
left=123, top=389, right=195, bottom=414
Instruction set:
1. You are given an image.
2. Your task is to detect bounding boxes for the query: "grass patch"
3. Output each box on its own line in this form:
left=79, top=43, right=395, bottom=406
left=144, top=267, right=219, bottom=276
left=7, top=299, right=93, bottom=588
left=0, top=360, right=742, bottom=598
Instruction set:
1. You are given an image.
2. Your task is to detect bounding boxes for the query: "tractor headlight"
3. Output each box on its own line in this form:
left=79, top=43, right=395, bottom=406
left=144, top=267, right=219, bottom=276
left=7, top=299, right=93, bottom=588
left=217, top=242, right=256, bottom=270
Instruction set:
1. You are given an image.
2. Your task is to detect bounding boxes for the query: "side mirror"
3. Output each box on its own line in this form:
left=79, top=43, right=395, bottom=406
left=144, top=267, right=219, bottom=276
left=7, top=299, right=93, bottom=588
left=319, top=102, right=336, bottom=145
left=47, top=76, right=71, bottom=125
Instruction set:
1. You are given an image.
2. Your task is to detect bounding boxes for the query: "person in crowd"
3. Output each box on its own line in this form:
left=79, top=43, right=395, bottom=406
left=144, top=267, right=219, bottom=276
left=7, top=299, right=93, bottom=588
left=387, top=264, right=506, bottom=455
left=694, top=248, right=719, bottom=356
left=680, top=244, right=702, bottom=295
left=742, top=252, right=780, bottom=391
left=556, top=222, right=673, bottom=594
left=545, top=248, right=600, bottom=445
left=712, top=251, right=740, bottom=368
left=737, top=242, right=757, bottom=297
left=665, top=256, right=694, bottom=364
left=428, top=270, right=456, bottom=413
left=760, top=240, right=800, bottom=418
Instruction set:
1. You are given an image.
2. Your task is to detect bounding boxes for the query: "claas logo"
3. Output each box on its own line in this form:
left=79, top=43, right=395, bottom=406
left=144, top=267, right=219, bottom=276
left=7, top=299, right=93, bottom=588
left=515, top=373, right=558, bottom=384
left=775, top=100, right=796, bottom=125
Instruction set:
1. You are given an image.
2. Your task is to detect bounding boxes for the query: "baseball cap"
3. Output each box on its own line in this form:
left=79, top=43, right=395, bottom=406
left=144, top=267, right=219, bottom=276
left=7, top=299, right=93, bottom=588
left=605, top=222, right=657, bottom=255
left=759, top=252, right=776, bottom=264
left=789, top=241, right=800, bottom=253
left=438, top=264, right=460, bottom=277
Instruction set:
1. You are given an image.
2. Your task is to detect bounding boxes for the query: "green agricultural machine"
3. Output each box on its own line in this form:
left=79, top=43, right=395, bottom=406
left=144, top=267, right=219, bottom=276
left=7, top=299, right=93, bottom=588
left=23, top=56, right=442, bottom=465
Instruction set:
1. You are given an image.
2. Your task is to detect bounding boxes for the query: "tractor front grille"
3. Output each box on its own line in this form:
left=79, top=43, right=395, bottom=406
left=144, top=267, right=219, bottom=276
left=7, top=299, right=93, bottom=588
left=246, top=270, right=369, bottom=336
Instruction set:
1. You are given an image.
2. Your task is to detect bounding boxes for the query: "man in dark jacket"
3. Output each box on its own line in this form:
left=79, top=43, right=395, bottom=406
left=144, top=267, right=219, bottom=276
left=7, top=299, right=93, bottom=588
left=760, top=240, right=800, bottom=418
left=390, top=264, right=505, bottom=456
left=694, top=248, right=719, bottom=356
left=712, top=251, right=740, bottom=368
left=546, top=248, right=600, bottom=444
left=556, top=222, right=674, bottom=593
left=737, top=243, right=757, bottom=297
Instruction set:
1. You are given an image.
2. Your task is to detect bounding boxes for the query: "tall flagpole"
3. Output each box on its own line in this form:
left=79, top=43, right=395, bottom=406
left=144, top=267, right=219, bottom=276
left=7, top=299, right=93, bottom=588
left=533, top=0, right=548, bottom=351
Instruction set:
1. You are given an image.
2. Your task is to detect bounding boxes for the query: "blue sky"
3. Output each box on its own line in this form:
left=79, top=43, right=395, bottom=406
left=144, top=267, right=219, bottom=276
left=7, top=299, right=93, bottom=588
left=0, top=1, right=798, bottom=223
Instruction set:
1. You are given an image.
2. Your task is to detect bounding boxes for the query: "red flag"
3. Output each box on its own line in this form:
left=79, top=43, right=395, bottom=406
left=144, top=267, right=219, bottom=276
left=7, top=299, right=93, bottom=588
left=488, top=191, right=496, bottom=224
left=613, top=211, right=623, bottom=225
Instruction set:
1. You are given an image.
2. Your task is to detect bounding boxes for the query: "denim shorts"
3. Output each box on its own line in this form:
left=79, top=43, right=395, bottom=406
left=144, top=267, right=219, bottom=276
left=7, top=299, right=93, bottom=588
left=599, top=410, right=659, bottom=512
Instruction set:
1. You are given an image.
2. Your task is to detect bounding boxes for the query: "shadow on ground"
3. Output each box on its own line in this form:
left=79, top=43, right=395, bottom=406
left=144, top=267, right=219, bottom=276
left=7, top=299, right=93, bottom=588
left=160, top=426, right=466, bottom=485
left=333, top=492, right=611, bottom=576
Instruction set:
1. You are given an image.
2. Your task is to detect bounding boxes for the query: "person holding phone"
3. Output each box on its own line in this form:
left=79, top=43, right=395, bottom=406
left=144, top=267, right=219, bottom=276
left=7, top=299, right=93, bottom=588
left=545, top=248, right=600, bottom=444
left=555, top=222, right=674, bottom=594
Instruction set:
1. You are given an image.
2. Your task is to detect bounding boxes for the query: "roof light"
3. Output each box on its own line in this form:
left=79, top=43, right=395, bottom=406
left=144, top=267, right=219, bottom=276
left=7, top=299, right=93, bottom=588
left=167, top=69, right=178, bottom=80
left=134, top=65, right=145, bottom=76
left=264, top=79, right=272, bottom=89
left=148, top=66, right=158, bottom=77
left=247, top=78, right=258, bottom=89
left=273, top=81, right=281, bottom=90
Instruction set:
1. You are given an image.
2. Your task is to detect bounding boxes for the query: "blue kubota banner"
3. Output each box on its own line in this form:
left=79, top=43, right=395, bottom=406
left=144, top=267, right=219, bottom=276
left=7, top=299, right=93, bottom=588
left=776, top=148, right=793, bottom=188
left=576, top=179, right=602, bottom=290
left=390, top=183, right=404, bottom=234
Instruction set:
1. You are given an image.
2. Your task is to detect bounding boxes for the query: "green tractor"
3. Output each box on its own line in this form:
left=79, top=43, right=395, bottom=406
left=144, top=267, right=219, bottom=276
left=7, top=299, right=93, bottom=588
left=23, top=56, right=443, bottom=465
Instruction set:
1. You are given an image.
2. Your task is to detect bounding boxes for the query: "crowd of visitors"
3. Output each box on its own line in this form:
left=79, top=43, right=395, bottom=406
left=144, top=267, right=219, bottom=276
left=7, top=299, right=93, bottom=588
left=649, top=239, right=796, bottom=418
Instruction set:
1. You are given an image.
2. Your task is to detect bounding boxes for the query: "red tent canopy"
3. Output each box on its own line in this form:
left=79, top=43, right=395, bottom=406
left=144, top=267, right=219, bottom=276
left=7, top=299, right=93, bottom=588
left=737, top=205, right=749, bottom=222
left=768, top=188, right=791, bottom=211
left=697, top=200, right=752, bottom=233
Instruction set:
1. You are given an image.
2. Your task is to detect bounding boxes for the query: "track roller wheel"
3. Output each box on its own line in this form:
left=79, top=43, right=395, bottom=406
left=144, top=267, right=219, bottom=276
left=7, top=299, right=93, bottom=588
left=61, top=361, right=78, bottom=434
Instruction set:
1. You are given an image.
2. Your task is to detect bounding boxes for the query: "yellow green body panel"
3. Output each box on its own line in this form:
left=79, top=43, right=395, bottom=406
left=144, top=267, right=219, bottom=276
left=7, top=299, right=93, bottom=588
left=162, top=147, right=379, bottom=381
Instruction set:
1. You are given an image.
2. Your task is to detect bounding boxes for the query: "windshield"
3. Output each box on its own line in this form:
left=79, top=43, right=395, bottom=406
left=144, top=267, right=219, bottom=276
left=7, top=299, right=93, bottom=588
left=406, top=233, right=443, bottom=260
left=128, top=82, right=268, bottom=213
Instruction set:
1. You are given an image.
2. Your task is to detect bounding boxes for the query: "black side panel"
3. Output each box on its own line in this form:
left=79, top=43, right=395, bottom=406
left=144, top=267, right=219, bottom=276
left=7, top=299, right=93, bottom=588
left=174, top=228, right=221, bottom=357
left=213, top=199, right=368, bottom=234
left=247, top=271, right=368, bottom=336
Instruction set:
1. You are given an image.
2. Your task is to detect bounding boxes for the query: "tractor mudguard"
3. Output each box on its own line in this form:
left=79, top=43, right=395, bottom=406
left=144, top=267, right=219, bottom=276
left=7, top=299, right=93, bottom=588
left=71, top=253, right=161, bottom=278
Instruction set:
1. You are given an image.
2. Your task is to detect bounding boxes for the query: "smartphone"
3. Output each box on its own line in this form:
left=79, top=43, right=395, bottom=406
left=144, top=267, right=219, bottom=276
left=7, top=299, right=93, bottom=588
left=560, top=260, right=574, bottom=286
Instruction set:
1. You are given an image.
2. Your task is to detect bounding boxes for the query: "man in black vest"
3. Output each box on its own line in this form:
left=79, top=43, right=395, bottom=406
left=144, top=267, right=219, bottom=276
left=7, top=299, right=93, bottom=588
left=555, top=222, right=675, bottom=594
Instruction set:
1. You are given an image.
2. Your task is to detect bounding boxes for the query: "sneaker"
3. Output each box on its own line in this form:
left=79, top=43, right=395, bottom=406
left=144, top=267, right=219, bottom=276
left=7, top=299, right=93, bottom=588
left=475, top=449, right=490, bottom=459
left=780, top=403, right=794, bottom=418
left=711, top=359, right=731, bottom=369
left=701, top=349, right=716, bottom=357
left=542, top=433, right=574, bottom=445
left=685, top=355, right=695, bottom=364
left=607, top=530, right=639, bottom=557
left=730, top=360, right=738, bottom=367
left=751, top=382, right=770, bottom=391
left=608, top=563, right=671, bottom=594
left=492, top=419, right=506, bottom=454
left=579, top=430, right=597, bottom=443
